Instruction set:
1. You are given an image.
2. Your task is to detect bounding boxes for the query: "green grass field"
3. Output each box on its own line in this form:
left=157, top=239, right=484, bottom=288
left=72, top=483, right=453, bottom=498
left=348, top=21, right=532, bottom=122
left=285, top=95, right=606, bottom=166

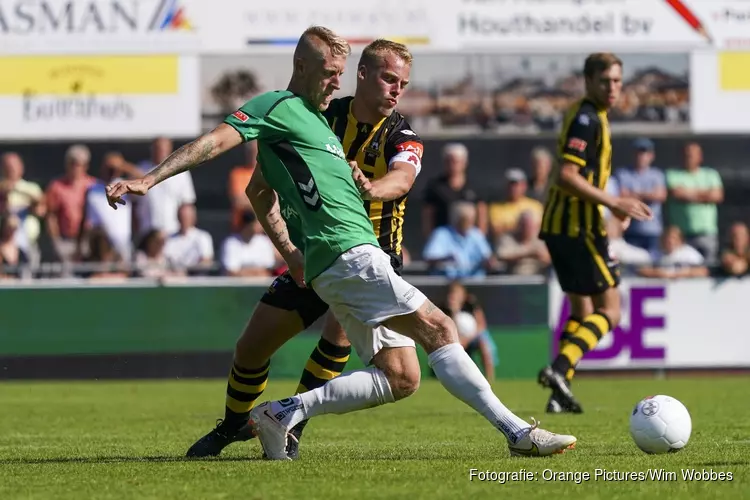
left=0, top=376, right=748, bottom=499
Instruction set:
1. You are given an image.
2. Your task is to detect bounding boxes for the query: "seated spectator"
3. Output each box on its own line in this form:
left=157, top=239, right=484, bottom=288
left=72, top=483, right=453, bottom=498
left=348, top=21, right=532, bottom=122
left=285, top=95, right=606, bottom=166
left=438, top=281, right=497, bottom=381
left=488, top=168, right=543, bottom=242
left=720, top=222, right=750, bottom=277
left=423, top=202, right=496, bottom=279
left=164, top=204, right=214, bottom=273
left=0, top=152, right=45, bottom=265
left=220, top=210, right=278, bottom=277
left=422, top=143, right=487, bottom=237
left=0, top=214, right=29, bottom=279
left=495, top=210, right=550, bottom=275
left=45, top=144, right=97, bottom=263
left=83, top=227, right=128, bottom=281
left=78, top=152, right=135, bottom=263
left=606, top=217, right=653, bottom=273
left=135, top=229, right=183, bottom=279
left=638, top=226, right=708, bottom=279
left=528, top=146, right=552, bottom=202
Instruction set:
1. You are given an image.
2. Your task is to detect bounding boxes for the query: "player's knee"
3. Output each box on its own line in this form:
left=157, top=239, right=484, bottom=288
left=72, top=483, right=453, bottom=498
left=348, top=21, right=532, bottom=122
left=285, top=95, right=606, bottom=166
left=597, top=308, right=621, bottom=330
left=432, top=311, right=459, bottom=348
left=386, top=363, right=421, bottom=401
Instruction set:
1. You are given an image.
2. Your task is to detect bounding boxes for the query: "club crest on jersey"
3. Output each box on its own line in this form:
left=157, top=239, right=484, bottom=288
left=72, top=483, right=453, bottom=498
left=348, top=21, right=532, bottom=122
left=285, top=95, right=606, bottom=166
left=567, top=138, right=587, bottom=152
left=233, top=110, right=249, bottom=122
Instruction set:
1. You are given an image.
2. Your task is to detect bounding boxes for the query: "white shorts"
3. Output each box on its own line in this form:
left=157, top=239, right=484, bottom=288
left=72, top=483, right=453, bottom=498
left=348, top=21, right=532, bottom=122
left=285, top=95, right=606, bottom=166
left=311, top=244, right=426, bottom=364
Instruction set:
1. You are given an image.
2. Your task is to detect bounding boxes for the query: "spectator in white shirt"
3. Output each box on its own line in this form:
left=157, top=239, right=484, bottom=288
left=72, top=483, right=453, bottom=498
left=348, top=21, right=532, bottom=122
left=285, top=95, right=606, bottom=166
left=221, top=210, right=279, bottom=277
left=638, top=226, right=709, bottom=279
left=136, top=137, right=197, bottom=238
left=78, top=152, right=138, bottom=262
left=164, top=203, right=214, bottom=272
left=606, top=216, right=652, bottom=268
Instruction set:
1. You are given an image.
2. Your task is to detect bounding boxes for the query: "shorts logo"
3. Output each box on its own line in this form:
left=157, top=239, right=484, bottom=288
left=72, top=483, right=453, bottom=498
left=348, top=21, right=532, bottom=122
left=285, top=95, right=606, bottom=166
left=233, top=110, right=249, bottom=122
left=567, top=138, right=587, bottom=152
left=403, top=287, right=416, bottom=302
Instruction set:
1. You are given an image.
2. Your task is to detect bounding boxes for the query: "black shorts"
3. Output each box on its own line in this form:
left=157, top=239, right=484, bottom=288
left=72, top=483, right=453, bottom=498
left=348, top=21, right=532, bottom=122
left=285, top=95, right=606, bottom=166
left=259, top=250, right=403, bottom=329
left=544, top=235, right=620, bottom=296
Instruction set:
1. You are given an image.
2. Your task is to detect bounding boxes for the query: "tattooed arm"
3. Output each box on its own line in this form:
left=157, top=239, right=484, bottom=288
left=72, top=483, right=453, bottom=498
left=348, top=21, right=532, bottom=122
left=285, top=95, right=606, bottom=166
left=106, top=124, right=243, bottom=208
left=145, top=124, right=242, bottom=187
left=245, top=168, right=297, bottom=258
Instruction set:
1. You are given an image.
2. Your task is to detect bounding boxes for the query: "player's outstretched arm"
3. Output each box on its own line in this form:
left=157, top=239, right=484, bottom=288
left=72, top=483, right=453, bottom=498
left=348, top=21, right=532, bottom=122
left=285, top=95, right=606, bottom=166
left=144, top=124, right=242, bottom=187
left=106, top=124, right=242, bottom=208
left=245, top=167, right=305, bottom=284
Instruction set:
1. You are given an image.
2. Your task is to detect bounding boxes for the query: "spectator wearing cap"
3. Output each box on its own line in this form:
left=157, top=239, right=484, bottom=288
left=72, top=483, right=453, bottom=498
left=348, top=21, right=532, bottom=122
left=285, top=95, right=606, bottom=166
left=614, top=138, right=666, bottom=255
left=666, top=141, right=723, bottom=263
left=45, top=144, right=97, bottom=263
left=422, top=143, right=487, bottom=237
left=220, top=210, right=279, bottom=277
left=488, top=168, right=543, bottom=245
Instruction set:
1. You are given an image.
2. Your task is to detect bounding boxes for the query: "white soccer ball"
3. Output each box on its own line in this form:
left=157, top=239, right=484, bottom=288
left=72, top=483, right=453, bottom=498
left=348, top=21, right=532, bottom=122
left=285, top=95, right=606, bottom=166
left=454, top=311, right=478, bottom=340
left=629, top=395, right=692, bottom=454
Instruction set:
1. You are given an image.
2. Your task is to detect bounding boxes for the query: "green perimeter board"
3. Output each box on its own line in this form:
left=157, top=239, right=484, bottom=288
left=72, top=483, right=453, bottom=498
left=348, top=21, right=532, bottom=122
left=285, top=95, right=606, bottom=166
left=0, top=286, right=549, bottom=379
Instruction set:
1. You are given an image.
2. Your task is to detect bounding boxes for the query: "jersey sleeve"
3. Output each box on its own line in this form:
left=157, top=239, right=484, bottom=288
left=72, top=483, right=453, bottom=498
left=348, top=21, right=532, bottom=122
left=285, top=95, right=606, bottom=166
left=560, top=111, right=598, bottom=168
left=223, top=97, right=273, bottom=142
left=384, top=118, right=424, bottom=176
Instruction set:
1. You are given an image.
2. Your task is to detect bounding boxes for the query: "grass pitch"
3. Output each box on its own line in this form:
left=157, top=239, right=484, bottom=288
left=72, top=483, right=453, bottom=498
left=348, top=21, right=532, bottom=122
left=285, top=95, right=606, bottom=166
left=0, top=376, right=748, bottom=499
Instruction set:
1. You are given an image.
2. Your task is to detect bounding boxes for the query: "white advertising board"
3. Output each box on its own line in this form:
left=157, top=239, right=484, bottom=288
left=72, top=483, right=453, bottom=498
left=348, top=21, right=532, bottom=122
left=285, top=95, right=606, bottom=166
left=549, top=278, right=750, bottom=369
left=0, top=54, right=200, bottom=139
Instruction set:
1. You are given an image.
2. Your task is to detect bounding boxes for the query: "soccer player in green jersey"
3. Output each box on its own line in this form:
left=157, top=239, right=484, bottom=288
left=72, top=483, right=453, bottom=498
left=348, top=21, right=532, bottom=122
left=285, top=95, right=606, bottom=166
left=107, top=26, right=577, bottom=459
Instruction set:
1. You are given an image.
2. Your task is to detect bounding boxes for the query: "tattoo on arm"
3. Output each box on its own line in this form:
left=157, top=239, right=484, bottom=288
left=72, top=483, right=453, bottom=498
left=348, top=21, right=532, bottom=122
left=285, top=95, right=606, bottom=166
left=251, top=188, right=296, bottom=256
left=425, top=301, right=437, bottom=316
left=150, top=136, right=216, bottom=185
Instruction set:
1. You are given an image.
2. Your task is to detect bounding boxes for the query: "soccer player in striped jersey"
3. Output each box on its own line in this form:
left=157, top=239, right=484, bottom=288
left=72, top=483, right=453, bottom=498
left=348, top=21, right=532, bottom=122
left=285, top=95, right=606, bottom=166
left=537, top=53, right=652, bottom=413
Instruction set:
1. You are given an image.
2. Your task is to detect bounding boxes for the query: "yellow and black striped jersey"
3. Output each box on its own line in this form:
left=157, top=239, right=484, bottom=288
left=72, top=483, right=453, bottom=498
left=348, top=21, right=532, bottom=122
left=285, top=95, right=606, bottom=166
left=540, top=98, right=612, bottom=241
left=324, top=96, right=424, bottom=263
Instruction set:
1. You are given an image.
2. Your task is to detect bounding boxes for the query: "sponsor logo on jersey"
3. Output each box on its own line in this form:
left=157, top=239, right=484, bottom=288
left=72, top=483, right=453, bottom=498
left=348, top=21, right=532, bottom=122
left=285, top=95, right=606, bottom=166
left=401, top=129, right=416, bottom=136
left=395, top=140, right=423, bottom=158
left=233, top=110, right=249, bottom=122
left=577, top=113, right=590, bottom=126
left=567, top=138, right=587, bottom=152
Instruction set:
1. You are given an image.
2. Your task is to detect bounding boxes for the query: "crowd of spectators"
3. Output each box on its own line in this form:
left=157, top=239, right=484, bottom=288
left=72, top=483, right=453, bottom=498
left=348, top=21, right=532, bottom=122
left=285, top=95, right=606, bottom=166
left=0, top=134, right=746, bottom=282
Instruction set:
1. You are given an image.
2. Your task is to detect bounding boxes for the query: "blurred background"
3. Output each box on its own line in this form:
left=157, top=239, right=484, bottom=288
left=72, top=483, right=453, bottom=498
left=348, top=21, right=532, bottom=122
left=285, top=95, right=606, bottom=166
left=1, top=0, right=748, bottom=379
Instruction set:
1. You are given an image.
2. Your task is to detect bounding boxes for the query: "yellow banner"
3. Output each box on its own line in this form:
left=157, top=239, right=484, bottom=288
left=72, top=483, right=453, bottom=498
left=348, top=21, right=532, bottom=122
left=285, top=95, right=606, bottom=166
left=0, top=56, right=178, bottom=95
left=719, top=52, right=750, bottom=91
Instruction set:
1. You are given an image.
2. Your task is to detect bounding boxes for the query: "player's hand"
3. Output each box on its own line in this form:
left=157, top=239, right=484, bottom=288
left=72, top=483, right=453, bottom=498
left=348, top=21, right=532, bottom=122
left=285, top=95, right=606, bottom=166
left=285, top=248, right=306, bottom=288
left=106, top=178, right=151, bottom=209
left=612, top=197, right=653, bottom=222
left=350, top=162, right=373, bottom=200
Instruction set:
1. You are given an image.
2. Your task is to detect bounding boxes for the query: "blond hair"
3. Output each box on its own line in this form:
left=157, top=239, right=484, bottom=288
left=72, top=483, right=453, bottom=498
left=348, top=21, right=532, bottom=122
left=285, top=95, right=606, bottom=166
left=359, top=39, right=413, bottom=69
left=295, top=26, right=351, bottom=61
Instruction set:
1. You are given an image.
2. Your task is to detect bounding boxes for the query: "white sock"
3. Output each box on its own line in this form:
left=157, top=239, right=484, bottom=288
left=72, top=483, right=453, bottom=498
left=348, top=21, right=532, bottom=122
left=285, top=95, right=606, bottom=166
left=268, top=367, right=395, bottom=430
left=428, top=343, right=531, bottom=444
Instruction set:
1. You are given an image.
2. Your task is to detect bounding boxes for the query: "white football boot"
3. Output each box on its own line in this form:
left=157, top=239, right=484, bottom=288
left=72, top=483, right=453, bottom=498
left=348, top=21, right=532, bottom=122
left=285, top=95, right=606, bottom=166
left=507, top=418, right=577, bottom=457
left=249, top=402, right=298, bottom=461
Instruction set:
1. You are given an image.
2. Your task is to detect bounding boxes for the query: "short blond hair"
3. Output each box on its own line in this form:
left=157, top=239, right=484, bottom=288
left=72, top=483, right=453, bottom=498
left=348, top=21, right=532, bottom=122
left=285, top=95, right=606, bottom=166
left=295, top=25, right=351, bottom=61
left=359, top=39, right=413, bottom=69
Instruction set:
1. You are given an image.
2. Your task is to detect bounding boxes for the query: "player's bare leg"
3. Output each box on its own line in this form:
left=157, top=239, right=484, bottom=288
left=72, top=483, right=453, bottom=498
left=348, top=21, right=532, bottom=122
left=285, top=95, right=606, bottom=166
left=539, top=288, right=621, bottom=414
left=186, top=303, right=305, bottom=458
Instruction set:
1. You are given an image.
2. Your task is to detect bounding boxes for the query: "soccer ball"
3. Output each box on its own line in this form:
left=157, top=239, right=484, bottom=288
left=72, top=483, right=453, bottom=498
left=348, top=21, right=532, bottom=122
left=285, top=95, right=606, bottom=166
left=454, top=311, right=478, bottom=340
left=629, top=395, right=692, bottom=454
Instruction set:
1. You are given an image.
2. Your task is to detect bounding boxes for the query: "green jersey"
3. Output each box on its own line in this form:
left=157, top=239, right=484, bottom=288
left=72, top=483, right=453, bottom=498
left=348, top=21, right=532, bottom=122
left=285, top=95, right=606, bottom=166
left=224, top=90, right=378, bottom=282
